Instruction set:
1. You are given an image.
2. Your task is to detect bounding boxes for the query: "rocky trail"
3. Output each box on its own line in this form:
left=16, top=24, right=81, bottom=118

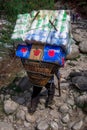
left=0, top=2, right=87, bottom=130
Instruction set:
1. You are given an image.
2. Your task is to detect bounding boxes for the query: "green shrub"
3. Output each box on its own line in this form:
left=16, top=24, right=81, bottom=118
left=77, top=1, right=87, bottom=7
left=0, top=0, right=55, bottom=22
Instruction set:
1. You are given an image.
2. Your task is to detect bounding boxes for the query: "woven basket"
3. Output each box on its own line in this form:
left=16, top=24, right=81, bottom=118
left=22, top=59, right=59, bottom=86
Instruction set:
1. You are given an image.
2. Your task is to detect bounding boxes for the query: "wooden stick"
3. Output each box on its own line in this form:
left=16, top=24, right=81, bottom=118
left=32, top=11, right=40, bottom=23
left=49, top=20, right=58, bottom=31
left=58, top=77, right=61, bottom=96
left=55, top=72, right=61, bottom=97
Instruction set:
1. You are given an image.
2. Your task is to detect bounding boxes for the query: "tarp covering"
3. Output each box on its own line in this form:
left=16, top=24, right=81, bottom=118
left=11, top=10, right=72, bottom=53
left=16, top=44, right=66, bottom=66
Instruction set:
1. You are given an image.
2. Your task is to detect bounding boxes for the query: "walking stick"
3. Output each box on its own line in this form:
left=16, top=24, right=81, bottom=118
left=55, top=71, right=61, bottom=97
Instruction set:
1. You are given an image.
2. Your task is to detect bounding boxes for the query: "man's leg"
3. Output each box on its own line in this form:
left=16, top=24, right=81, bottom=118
left=28, top=86, right=42, bottom=114
left=45, top=82, right=55, bottom=107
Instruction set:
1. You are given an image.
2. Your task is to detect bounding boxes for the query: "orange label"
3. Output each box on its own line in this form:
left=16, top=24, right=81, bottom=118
left=29, top=44, right=44, bottom=60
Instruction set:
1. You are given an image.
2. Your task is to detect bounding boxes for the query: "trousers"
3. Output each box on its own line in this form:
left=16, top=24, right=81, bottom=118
left=32, top=82, right=55, bottom=99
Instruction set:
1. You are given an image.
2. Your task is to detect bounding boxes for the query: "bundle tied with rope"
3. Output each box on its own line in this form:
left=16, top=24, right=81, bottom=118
left=11, top=10, right=72, bottom=96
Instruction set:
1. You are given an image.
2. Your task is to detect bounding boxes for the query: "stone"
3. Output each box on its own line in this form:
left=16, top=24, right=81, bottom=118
left=38, top=104, right=45, bottom=110
left=16, top=119, right=22, bottom=125
left=72, top=120, right=83, bottom=130
left=39, top=98, right=46, bottom=104
left=78, top=110, right=85, bottom=118
left=24, top=92, right=31, bottom=100
left=83, top=106, right=87, bottom=112
left=36, top=120, right=49, bottom=130
left=50, top=121, right=59, bottom=130
left=4, top=94, right=11, bottom=100
left=50, top=110, right=59, bottom=118
left=18, top=128, right=29, bottom=130
left=8, top=115, right=14, bottom=123
left=79, top=41, right=87, bottom=53
left=24, top=121, right=31, bottom=128
left=69, top=71, right=82, bottom=78
left=67, top=60, right=77, bottom=67
left=25, top=113, right=35, bottom=123
left=15, top=76, right=32, bottom=91
left=0, top=57, right=3, bottom=61
left=68, top=121, right=76, bottom=129
left=60, top=82, right=69, bottom=88
left=46, top=102, right=56, bottom=109
left=16, top=97, right=25, bottom=105
left=72, top=76, right=87, bottom=91
left=16, top=110, right=25, bottom=120
left=75, top=95, right=87, bottom=108
left=4, top=99, right=18, bottom=114
left=67, top=99, right=75, bottom=106
left=81, top=125, right=87, bottom=130
left=66, top=44, right=80, bottom=60
left=0, top=94, right=4, bottom=102
left=83, top=70, right=87, bottom=77
left=21, top=106, right=28, bottom=113
left=84, top=116, right=87, bottom=123
left=0, top=122, right=14, bottom=130
left=59, top=104, right=69, bottom=113
left=73, top=32, right=83, bottom=42
left=62, top=114, right=70, bottom=123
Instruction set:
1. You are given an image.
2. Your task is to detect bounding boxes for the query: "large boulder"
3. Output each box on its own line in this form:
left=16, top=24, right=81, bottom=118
left=4, top=99, right=19, bottom=114
left=79, top=41, right=87, bottom=53
left=75, top=95, right=87, bottom=112
left=16, top=109, right=25, bottom=120
left=73, top=33, right=82, bottom=43
left=72, top=76, right=87, bottom=91
left=72, top=120, right=83, bottom=130
left=36, top=120, right=49, bottom=130
left=66, top=44, right=80, bottom=60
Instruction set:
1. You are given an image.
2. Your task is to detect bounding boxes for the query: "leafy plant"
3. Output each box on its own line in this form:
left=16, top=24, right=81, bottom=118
left=77, top=2, right=87, bottom=7
left=0, top=0, right=54, bottom=21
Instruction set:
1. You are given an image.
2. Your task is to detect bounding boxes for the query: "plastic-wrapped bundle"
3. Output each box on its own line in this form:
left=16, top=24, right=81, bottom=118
left=24, top=10, right=71, bottom=52
left=12, top=10, right=72, bottom=54
left=11, top=13, right=31, bottom=41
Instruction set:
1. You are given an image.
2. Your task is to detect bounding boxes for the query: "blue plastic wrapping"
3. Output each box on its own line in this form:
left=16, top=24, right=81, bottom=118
left=16, top=44, right=66, bottom=66
left=43, top=45, right=66, bottom=66
left=16, top=44, right=32, bottom=59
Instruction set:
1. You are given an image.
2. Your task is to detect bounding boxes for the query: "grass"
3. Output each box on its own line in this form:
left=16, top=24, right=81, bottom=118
left=0, top=0, right=55, bottom=22
left=0, top=24, right=14, bottom=44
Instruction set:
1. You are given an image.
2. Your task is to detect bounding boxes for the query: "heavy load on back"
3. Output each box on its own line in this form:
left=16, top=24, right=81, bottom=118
left=11, top=10, right=72, bottom=88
